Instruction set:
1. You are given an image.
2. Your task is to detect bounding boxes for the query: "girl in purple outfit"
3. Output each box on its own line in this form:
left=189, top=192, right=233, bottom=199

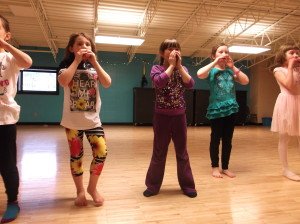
left=143, top=39, right=197, bottom=198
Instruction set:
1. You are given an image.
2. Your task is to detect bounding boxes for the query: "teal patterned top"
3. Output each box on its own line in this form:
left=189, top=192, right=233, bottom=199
left=206, top=67, right=239, bottom=120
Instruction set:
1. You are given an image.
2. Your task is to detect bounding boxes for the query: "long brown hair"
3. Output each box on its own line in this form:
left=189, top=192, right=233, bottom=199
left=274, top=44, right=300, bottom=67
left=158, top=39, right=181, bottom=65
left=0, top=15, right=10, bottom=32
left=210, top=43, right=227, bottom=59
left=62, top=32, right=96, bottom=62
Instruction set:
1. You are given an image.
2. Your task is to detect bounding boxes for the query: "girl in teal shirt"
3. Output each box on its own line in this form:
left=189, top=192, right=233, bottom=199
left=197, top=43, right=249, bottom=178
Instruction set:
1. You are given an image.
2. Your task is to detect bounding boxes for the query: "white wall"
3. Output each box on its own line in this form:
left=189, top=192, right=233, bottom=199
left=249, top=61, right=280, bottom=123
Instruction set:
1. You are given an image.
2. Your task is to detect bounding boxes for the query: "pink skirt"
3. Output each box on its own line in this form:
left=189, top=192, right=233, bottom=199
left=271, top=93, right=300, bottom=136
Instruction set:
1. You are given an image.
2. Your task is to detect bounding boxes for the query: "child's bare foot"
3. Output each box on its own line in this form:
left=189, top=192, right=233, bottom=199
left=75, top=191, right=87, bottom=206
left=212, top=167, right=223, bottom=178
left=87, top=188, right=104, bottom=207
left=222, top=169, right=236, bottom=178
left=283, top=170, right=300, bottom=181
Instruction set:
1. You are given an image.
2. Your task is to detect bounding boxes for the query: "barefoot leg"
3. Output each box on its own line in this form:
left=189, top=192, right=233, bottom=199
left=87, top=174, right=104, bottom=207
left=277, top=134, right=300, bottom=181
left=283, top=169, right=300, bottom=181
left=73, top=175, right=87, bottom=206
left=212, top=167, right=223, bottom=178
left=222, top=169, right=236, bottom=178
left=278, top=134, right=289, bottom=172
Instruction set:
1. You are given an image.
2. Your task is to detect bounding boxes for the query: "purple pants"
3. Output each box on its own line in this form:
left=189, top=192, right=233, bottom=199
left=145, top=113, right=196, bottom=194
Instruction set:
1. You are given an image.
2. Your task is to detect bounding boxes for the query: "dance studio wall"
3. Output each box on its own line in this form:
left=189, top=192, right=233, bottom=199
left=15, top=48, right=250, bottom=124
left=249, top=61, right=279, bottom=123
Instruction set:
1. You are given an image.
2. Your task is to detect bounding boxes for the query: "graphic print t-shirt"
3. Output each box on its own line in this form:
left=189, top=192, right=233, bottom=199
left=69, top=70, right=97, bottom=112
left=0, top=52, right=22, bottom=125
left=59, top=68, right=102, bottom=130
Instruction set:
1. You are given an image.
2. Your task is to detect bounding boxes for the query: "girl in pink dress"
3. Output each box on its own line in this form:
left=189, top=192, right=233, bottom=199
left=271, top=44, right=300, bottom=181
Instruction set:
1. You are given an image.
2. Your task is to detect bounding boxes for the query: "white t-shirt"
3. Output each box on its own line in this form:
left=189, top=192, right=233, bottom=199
left=0, top=52, right=22, bottom=125
left=59, top=68, right=102, bottom=130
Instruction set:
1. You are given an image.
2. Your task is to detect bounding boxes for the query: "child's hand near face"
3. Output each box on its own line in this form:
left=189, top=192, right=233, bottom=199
left=213, top=55, right=228, bottom=65
left=82, top=52, right=90, bottom=61
left=294, top=58, right=300, bottom=68
left=74, top=49, right=96, bottom=65
left=174, top=51, right=182, bottom=68
left=168, top=50, right=177, bottom=67
left=84, top=50, right=97, bottom=65
left=226, top=56, right=234, bottom=68
left=74, top=49, right=86, bottom=63
left=288, top=57, right=300, bottom=69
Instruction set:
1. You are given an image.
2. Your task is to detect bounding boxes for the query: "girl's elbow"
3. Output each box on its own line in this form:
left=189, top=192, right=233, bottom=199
left=243, top=79, right=249, bottom=85
left=103, top=83, right=111, bottom=88
left=58, top=78, right=69, bottom=87
left=152, top=78, right=164, bottom=88
left=58, top=82, right=68, bottom=88
left=102, top=80, right=112, bottom=88
left=186, top=84, right=194, bottom=89
left=24, top=60, right=32, bottom=69
left=197, top=73, right=206, bottom=79
left=20, top=58, right=32, bottom=69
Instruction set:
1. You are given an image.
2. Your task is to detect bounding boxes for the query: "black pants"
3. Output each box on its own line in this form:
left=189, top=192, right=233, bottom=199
left=0, top=124, right=19, bottom=203
left=209, top=113, right=236, bottom=170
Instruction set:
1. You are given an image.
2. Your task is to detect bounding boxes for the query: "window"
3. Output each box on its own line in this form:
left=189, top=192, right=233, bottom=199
left=17, top=67, right=59, bottom=95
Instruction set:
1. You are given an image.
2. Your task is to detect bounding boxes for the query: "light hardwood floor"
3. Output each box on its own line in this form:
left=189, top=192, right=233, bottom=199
left=1, top=125, right=300, bottom=224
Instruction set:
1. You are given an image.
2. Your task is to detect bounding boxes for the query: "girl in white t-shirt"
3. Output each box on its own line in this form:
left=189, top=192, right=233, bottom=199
left=0, top=15, right=32, bottom=223
left=57, top=33, right=111, bottom=207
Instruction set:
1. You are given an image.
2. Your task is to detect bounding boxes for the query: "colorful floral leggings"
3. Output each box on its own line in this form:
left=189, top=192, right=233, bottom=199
left=65, top=126, right=107, bottom=176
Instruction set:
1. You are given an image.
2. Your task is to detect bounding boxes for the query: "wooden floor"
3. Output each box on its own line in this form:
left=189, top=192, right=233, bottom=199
left=1, top=125, right=300, bottom=224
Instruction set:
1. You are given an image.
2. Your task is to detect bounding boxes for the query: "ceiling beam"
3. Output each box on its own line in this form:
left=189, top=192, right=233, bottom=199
left=173, top=0, right=226, bottom=46
left=233, top=7, right=300, bottom=67
left=191, top=0, right=297, bottom=67
left=93, top=0, right=99, bottom=38
left=29, top=0, right=58, bottom=61
left=236, top=27, right=300, bottom=68
left=191, top=0, right=262, bottom=59
left=127, top=0, right=162, bottom=63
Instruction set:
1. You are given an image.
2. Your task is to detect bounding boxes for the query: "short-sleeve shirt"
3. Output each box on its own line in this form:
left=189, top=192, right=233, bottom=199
left=58, top=68, right=102, bottom=130
left=0, top=52, right=22, bottom=125
left=206, top=67, right=239, bottom=119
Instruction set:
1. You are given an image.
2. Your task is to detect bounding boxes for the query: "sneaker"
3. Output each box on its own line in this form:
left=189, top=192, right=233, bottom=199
left=0, top=202, right=20, bottom=223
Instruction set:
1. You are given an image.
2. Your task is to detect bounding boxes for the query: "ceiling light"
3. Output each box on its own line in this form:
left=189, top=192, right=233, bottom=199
left=95, top=35, right=144, bottom=46
left=99, top=9, right=143, bottom=26
left=228, top=45, right=271, bottom=54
